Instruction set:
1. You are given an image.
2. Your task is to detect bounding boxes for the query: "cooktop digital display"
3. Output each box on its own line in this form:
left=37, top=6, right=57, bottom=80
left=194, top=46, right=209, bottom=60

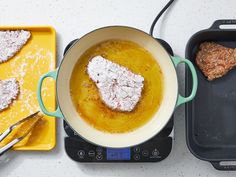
left=107, top=148, right=131, bottom=160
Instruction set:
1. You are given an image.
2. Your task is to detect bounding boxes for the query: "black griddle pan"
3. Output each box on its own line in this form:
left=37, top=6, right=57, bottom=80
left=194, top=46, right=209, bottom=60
left=186, top=19, right=236, bottom=171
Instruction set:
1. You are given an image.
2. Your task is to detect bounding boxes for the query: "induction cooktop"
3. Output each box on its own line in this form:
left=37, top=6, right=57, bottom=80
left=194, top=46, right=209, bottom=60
left=63, top=38, right=174, bottom=163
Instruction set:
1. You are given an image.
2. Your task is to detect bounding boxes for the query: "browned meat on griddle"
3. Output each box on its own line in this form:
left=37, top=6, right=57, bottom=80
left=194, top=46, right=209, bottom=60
left=196, top=42, right=236, bottom=80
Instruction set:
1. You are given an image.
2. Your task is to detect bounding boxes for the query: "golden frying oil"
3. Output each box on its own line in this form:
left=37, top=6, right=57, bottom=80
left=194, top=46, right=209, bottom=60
left=70, top=40, right=163, bottom=133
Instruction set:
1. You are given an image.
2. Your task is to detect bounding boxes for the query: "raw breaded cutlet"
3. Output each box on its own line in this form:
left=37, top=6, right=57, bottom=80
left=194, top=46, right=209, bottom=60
left=0, top=78, right=19, bottom=111
left=0, top=30, right=31, bottom=63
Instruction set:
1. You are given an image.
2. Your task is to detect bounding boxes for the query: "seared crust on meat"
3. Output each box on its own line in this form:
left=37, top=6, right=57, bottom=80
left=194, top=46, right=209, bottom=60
left=196, top=42, right=236, bottom=80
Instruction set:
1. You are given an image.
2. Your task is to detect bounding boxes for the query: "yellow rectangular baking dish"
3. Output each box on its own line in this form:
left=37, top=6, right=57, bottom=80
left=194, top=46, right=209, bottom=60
left=0, top=26, right=56, bottom=150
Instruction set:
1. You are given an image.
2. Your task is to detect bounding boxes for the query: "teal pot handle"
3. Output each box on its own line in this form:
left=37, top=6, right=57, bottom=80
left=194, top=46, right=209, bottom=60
left=37, top=69, right=63, bottom=118
left=171, top=56, right=198, bottom=107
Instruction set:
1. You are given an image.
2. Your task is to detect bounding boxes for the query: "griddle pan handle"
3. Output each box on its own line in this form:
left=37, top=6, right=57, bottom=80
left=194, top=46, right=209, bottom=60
left=211, top=161, right=236, bottom=171
left=210, top=19, right=236, bottom=29
left=171, top=56, right=198, bottom=107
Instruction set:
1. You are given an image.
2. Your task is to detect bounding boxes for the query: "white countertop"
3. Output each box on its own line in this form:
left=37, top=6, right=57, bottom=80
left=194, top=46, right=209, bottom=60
left=1, top=0, right=236, bottom=176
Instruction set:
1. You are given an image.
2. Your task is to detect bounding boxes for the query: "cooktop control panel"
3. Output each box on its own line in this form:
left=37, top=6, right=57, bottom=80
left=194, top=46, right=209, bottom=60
left=64, top=130, right=172, bottom=162
left=64, top=117, right=173, bottom=163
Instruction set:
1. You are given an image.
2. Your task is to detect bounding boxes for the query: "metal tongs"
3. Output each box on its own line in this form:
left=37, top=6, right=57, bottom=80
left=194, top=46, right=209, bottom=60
left=0, top=111, right=40, bottom=156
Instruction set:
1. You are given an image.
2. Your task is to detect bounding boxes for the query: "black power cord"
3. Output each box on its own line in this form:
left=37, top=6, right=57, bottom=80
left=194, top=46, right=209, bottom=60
left=149, top=0, right=175, bottom=37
